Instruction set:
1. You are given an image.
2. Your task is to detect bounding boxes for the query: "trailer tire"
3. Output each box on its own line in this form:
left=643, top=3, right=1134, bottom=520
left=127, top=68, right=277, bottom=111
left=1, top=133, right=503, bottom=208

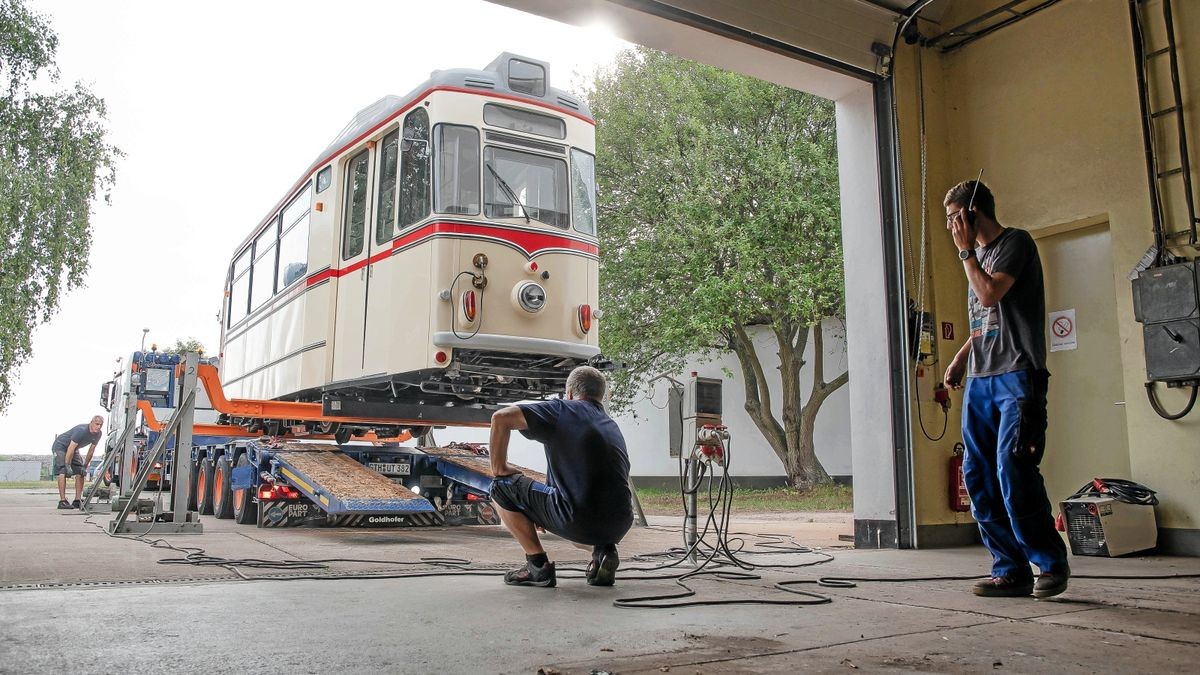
left=196, top=457, right=215, bottom=515
left=233, top=454, right=258, bottom=525
left=213, top=456, right=234, bottom=519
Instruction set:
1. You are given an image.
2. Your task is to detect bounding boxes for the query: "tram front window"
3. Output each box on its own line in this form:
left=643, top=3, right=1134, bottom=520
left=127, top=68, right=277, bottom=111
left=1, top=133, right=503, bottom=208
left=483, top=146, right=568, bottom=228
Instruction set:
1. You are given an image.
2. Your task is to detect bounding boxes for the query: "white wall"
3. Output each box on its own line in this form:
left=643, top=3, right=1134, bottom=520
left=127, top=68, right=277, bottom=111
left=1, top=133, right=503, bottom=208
left=0, top=461, right=42, bottom=482
left=615, top=321, right=851, bottom=477
left=440, top=320, right=851, bottom=478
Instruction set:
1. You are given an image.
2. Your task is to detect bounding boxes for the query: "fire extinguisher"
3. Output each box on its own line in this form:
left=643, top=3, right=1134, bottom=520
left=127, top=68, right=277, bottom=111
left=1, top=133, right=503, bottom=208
left=949, top=442, right=971, bottom=512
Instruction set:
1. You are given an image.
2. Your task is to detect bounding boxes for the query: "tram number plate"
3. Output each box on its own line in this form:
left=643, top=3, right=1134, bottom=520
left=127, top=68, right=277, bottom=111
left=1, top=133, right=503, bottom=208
left=368, top=462, right=411, bottom=476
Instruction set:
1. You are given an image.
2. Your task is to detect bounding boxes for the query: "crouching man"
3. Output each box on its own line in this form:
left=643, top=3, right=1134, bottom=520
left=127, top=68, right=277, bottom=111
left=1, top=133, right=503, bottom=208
left=489, top=366, right=633, bottom=588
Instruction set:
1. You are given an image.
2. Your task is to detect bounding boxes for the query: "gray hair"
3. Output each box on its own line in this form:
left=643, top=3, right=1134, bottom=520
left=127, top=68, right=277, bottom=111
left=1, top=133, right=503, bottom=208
left=565, top=366, right=607, bottom=401
left=91, top=416, right=104, bottom=425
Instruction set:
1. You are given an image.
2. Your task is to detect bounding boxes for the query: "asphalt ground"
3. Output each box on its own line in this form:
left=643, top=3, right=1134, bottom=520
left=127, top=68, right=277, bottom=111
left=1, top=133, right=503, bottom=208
left=2, top=488, right=1198, bottom=674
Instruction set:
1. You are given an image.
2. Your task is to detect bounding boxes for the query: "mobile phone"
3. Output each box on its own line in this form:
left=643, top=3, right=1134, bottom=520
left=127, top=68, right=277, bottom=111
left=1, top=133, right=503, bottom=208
left=965, top=169, right=984, bottom=226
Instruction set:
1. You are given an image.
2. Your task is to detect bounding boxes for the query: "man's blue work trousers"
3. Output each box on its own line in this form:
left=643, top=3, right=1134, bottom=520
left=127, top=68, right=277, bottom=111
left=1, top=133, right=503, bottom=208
left=962, top=370, right=1068, bottom=581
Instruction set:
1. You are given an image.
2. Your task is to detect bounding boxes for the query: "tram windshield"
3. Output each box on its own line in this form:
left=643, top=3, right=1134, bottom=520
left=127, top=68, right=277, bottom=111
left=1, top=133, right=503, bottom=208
left=483, top=146, right=569, bottom=228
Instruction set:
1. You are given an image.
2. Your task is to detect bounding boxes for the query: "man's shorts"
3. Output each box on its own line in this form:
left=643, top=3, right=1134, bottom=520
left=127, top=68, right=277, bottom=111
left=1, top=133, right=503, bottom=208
left=52, top=449, right=85, bottom=477
left=491, top=473, right=567, bottom=532
left=490, top=473, right=628, bottom=547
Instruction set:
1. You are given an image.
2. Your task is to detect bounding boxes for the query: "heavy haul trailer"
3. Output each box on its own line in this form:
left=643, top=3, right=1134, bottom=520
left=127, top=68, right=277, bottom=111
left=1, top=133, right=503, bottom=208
left=103, top=351, right=546, bottom=530
left=189, top=439, right=545, bottom=529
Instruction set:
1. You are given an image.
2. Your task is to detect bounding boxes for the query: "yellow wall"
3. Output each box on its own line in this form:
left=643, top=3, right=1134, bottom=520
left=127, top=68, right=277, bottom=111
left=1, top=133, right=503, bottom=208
left=900, top=0, right=1200, bottom=534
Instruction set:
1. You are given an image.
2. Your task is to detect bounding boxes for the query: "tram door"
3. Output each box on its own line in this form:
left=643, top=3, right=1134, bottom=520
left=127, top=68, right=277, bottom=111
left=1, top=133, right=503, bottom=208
left=332, top=148, right=375, bottom=382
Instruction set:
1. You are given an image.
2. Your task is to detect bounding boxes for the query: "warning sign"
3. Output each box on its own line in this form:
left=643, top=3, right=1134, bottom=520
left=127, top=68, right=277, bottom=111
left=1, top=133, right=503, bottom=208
left=1049, top=309, right=1077, bottom=352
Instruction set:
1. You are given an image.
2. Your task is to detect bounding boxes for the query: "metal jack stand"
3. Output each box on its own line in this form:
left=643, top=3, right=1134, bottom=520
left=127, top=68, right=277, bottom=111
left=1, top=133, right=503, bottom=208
left=683, top=457, right=700, bottom=566
left=79, top=420, right=134, bottom=513
left=109, top=352, right=203, bottom=535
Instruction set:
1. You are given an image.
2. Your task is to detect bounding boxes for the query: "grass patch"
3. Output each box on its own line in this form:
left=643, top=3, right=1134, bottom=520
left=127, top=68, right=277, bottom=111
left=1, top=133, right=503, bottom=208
left=635, top=483, right=852, bottom=515
left=0, top=480, right=59, bottom=490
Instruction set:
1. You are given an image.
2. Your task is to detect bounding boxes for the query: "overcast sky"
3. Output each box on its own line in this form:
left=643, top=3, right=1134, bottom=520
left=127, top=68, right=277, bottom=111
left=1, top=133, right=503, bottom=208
left=1, top=0, right=628, bottom=456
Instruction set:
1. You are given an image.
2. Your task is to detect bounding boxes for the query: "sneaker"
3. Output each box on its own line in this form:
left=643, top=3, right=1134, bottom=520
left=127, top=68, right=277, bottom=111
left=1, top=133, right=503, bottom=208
left=586, top=546, right=619, bottom=587
left=71, top=499, right=82, bottom=509
left=503, top=561, right=556, bottom=588
left=972, top=576, right=1034, bottom=597
left=1034, top=571, right=1069, bottom=598
left=57, top=500, right=72, bottom=510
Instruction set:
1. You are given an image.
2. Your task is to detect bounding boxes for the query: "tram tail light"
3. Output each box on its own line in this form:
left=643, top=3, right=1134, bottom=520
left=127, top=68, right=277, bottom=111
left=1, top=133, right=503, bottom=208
left=523, top=261, right=539, bottom=274
left=578, top=304, right=592, bottom=334
left=462, top=290, right=477, bottom=323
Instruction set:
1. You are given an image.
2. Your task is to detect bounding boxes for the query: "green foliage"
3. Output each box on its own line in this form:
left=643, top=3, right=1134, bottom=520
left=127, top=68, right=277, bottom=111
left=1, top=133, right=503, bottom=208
left=164, top=337, right=206, bottom=356
left=0, top=0, right=121, bottom=412
left=589, top=48, right=843, bottom=406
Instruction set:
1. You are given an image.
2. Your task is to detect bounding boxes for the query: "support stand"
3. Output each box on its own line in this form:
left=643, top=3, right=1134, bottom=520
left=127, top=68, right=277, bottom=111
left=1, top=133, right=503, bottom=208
left=109, top=352, right=203, bottom=535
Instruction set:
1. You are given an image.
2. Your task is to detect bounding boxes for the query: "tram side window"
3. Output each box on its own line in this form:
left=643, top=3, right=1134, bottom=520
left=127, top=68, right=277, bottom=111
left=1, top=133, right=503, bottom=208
left=250, top=220, right=278, bottom=311
left=399, top=108, right=430, bottom=227
left=375, top=129, right=399, bottom=245
left=570, top=148, right=597, bottom=236
left=343, top=150, right=370, bottom=259
left=434, top=125, right=480, bottom=216
left=278, top=185, right=311, bottom=288
left=229, top=250, right=251, bottom=326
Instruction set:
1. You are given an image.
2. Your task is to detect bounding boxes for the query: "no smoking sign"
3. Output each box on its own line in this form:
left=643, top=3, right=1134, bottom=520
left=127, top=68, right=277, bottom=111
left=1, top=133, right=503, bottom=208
left=1049, top=309, right=1077, bottom=352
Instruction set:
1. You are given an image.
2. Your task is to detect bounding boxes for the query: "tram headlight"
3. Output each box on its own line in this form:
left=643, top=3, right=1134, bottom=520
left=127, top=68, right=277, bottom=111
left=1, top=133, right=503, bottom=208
left=514, top=281, right=546, bottom=313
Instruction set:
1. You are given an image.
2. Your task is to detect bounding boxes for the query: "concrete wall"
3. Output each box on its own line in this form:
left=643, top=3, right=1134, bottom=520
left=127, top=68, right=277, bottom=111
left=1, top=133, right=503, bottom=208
left=0, top=461, right=42, bottom=482
left=897, top=0, right=1200, bottom=551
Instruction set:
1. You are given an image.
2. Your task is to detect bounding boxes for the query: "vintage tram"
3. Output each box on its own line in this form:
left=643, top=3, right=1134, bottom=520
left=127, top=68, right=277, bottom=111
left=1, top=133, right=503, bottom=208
left=219, top=53, right=604, bottom=426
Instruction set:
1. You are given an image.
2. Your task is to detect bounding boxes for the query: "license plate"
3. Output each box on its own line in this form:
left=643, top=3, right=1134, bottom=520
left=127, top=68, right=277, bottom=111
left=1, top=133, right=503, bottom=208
left=368, top=462, right=411, bottom=476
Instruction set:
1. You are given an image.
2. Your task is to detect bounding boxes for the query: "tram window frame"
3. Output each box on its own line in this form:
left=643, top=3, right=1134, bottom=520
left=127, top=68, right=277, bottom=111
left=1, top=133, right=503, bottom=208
left=343, top=149, right=371, bottom=260
left=375, top=128, right=400, bottom=245
left=483, top=145, right=569, bottom=228
left=316, top=166, right=332, bottom=194
left=569, top=148, right=597, bottom=236
left=433, top=124, right=480, bottom=217
left=228, top=249, right=251, bottom=327
left=483, top=103, right=565, bottom=140
left=278, top=183, right=311, bottom=290
left=399, top=108, right=431, bottom=228
left=250, top=217, right=280, bottom=311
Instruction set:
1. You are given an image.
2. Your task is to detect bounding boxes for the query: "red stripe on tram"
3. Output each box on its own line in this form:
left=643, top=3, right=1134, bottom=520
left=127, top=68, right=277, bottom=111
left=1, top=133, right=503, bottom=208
left=306, top=222, right=598, bottom=286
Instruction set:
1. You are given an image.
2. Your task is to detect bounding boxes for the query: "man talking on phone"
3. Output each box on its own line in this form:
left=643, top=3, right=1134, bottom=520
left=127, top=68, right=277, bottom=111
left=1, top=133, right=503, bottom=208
left=943, top=179, right=1069, bottom=599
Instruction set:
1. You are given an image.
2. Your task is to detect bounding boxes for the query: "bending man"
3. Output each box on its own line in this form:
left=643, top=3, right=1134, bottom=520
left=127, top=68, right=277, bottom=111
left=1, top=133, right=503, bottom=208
left=53, top=416, right=103, bottom=509
left=489, top=366, right=633, bottom=588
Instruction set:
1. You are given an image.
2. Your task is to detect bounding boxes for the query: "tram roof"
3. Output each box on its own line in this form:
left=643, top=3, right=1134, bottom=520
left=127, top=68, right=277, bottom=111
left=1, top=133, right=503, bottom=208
left=235, top=54, right=590, bottom=258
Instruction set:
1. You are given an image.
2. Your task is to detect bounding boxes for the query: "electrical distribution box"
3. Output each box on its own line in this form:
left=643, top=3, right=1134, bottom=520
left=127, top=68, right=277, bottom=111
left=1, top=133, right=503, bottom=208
left=668, top=376, right=722, bottom=458
left=1061, top=496, right=1157, bottom=557
left=1132, top=262, right=1200, bottom=382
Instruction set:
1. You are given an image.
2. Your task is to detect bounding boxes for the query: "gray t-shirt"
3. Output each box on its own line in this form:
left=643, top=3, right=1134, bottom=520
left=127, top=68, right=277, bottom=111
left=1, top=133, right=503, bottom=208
left=967, top=227, right=1046, bottom=377
left=52, top=424, right=101, bottom=454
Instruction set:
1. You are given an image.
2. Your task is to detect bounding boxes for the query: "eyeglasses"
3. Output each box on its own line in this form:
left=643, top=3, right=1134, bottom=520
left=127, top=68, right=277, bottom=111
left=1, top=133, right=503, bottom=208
left=946, top=210, right=963, bottom=222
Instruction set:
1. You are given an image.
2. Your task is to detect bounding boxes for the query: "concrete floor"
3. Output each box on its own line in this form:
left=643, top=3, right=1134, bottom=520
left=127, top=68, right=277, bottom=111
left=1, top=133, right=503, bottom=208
left=1, top=489, right=1197, bottom=674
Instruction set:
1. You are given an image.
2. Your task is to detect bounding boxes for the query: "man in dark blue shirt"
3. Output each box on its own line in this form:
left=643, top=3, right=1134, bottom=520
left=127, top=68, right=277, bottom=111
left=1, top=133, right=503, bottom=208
left=489, top=366, right=633, bottom=588
left=52, top=416, right=103, bottom=509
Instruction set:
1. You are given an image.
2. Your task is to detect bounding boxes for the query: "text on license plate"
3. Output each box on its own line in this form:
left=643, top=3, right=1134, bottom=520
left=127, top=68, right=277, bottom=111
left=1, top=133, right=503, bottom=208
left=368, top=462, right=411, bottom=475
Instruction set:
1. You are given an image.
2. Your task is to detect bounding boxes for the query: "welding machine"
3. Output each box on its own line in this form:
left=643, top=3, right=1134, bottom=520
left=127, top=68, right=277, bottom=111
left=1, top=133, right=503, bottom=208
left=1060, top=478, right=1158, bottom=557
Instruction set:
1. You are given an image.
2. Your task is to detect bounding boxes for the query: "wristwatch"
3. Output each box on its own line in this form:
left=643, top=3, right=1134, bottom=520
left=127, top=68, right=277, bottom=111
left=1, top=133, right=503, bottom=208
left=958, top=248, right=975, bottom=261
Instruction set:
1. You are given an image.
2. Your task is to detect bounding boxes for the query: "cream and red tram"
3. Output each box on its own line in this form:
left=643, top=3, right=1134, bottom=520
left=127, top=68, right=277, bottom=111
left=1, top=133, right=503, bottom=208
left=219, top=54, right=603, bottom=431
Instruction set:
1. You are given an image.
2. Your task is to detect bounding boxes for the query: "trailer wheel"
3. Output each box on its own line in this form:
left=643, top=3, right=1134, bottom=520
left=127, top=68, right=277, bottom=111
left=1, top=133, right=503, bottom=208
left=334, top=426, right=352, bottom=445
left=213, top=456, right=234, bottom=519
left=196, top=457, right=215, bottom=515
left=233, top=454, right=258, bottom=525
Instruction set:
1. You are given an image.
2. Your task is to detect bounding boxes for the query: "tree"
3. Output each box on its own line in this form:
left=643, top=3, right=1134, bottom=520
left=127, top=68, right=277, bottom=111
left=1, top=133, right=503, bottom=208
left=164, top=338, right=206, bottom=356
left=0, top=0, right=120, bottom=412
left=589, top=48, right=847, bottom=488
